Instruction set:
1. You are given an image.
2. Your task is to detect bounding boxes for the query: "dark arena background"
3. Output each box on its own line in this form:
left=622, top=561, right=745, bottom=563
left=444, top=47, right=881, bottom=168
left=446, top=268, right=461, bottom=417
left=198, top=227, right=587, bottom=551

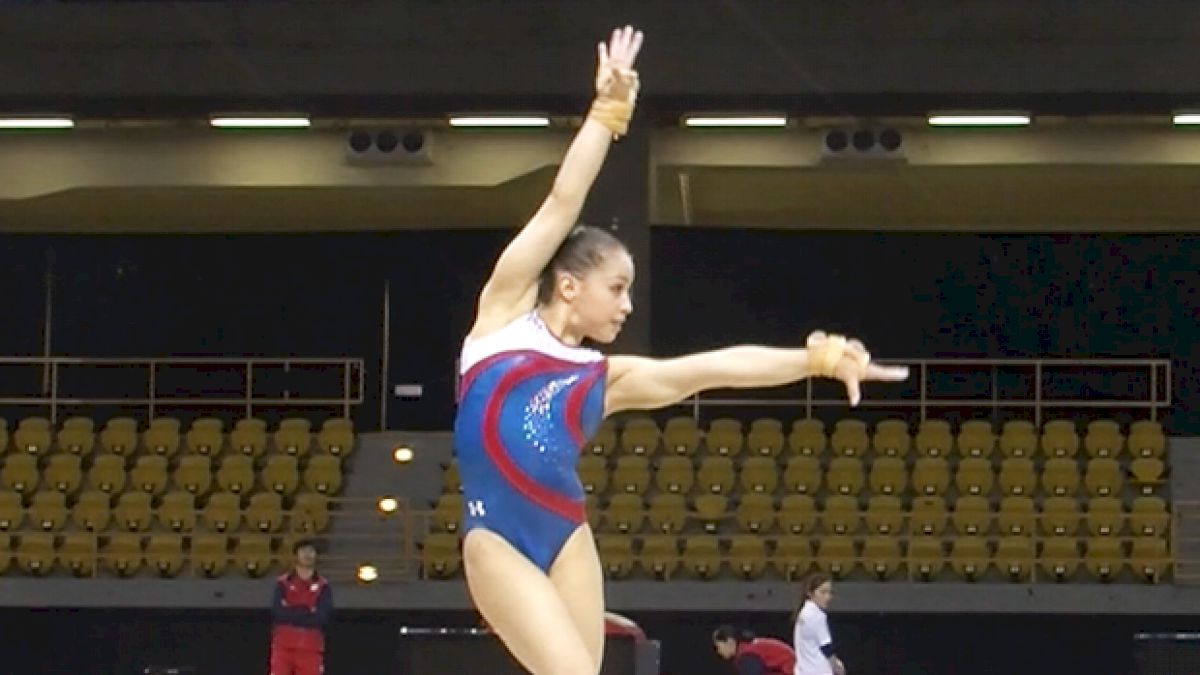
left=1, top=2, right=1199, bottom=674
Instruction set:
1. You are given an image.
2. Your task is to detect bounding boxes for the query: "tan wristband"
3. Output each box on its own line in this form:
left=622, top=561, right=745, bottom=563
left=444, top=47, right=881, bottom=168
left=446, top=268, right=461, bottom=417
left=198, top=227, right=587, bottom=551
left=807, top=332, right=848, bottom=378
left=588, top=97, right=633, bottom=139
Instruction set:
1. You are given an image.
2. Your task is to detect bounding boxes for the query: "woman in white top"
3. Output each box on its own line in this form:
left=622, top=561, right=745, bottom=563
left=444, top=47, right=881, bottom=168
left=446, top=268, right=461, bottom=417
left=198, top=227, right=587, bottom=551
left=793, top=574, right=845, bottom=675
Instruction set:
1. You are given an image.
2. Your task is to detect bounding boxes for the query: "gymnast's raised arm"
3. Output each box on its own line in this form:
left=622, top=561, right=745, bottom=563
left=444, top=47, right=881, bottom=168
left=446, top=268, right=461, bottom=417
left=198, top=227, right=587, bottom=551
left=470, top=26, right=643, bottom=339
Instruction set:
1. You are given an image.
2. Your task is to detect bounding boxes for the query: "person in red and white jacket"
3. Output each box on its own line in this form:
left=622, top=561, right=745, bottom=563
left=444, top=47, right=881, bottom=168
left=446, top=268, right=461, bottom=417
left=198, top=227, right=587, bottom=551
left=269, top=539, right=333, bottom=675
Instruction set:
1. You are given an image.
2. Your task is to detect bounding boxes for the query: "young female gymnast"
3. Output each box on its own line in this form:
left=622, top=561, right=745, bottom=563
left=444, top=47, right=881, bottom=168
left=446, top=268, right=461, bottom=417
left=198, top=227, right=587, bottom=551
left=713, top=625, right=796, bottom=675
left=793, top=574, right=845, bottom=675
left=453, top=25, right=908, bottom=674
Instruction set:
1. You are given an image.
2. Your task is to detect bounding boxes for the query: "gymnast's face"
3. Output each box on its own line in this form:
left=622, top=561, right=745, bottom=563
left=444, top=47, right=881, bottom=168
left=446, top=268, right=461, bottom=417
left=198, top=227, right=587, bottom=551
left=558, top=246, right=634, bottom=343
left=809, top=580, right=834, bottom=610
left=713, top=637, right=737, bottom=659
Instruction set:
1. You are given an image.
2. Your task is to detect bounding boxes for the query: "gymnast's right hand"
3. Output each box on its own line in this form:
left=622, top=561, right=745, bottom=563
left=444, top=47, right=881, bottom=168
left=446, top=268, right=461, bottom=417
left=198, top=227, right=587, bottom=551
left=595, top=26, right=643, bottom=104
left=806, top=331, right=910, bottom=407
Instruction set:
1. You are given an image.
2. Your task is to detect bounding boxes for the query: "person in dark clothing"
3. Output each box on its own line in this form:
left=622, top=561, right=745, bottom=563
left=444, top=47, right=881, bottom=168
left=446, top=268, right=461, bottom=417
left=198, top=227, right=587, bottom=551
left=269, top=539, right=333, bottom=675
left=713, top=625, right=797, bottom=675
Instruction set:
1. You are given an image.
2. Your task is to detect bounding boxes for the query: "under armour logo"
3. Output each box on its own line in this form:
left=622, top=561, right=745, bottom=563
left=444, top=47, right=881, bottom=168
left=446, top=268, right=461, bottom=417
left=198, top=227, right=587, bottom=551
left=467, top=500, right=487, bottom=517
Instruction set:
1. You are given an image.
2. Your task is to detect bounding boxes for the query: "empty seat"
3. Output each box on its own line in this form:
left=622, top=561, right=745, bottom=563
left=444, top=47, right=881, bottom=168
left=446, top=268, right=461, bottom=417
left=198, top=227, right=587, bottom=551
left=639, top=535, right=680, bottom=579
left=14, top=418, right=52, bottom=456
left=0, top=534, right=8, bottom=575
left=263, top=455, right=301, bottom=495
left=1129, top=458, right=1165, bottom=495
left=1086, top=497, right=1125, bottom=537
left=1130, top=496, right=1170, bottom=537
left=778, top=495, right=817, bottom=535
left=871, top=419, right=910, bottom=458
left=619, top=418, right=660, bottom=456
left=585, top=419, right=617, bottom=457
left=1040, top=420, right=1079, bottom=458
left=728, top=535, right=767, bottom=579
left=998, top=458, right=1036, bottom=496
left=317, top=418, right=356, bottom=457
left=234, top=535, right=274, bottom=576
left=1084, top=419, right=1123, bottom=459
left=114, top=492, right=153, bottom=531
left=245, top=493, right=284, bottom=533
left=956, top=420, right=996, bottom=458
left=705, top=418, right=744, bottom=457
left=432, top=494, right=463, bottom=532
left=816, top=536, right=856, bottom=578
left=72, top=490, right=110, bottom=531
left=862, top=536, right=902, bottom=579
left=186, top=418, right=225, bottom=457
left=103, top=534, right=144, bottom=577
left=17, top=533, right=56, bottom=575
left=85, top=455, right=125, bottom=495
left=825, top=457, right=864, bottom=495
left=1131, top=537, right=1169, bottom=582
left=662, top=417, right=700, bottom=456
left=142, top=418, right=181, bottom=457
left=45, top=454, right=82, bottom=494
left=646, top=494, right=687, bottom=534
left=158, top=491, right=196, bottom=532
left=273, top=418, right=314, bottom=457
left=230, top=418, right=269, bottom=457
left=577, top=456, right=608, bottom=494
left=202, top=492, right=242, bottom=533
left=131, top=455, right=169, bottom=495
left=29, top=491, right=68, bottom=531
left=603, top=494, right=646, bottom=534
left=1042, top=458, right=1080, bottom=497
left=1084, top=537, right=1123, bottom=581
left=738, top=457, right=778, bottom=494
left=773, top=536, right=813, bottom=579
left=829, top=420, right=869, bottom=457
left=746, top=418, right=784, bottom=457
left=303, top=456, right=342, bottom=495
left=1040, top=496, right=1081, bottom=537
left=909, top=497, right=948, bottom=536
left=192, top=534, right=230, bottom=578
left=682, top=536, right=721, bottom=579
left=912, top=457, right=950, bottom=496
left=865, top=495, right=904, bottom=535
left=868, top=457, right=906, bottom=496
left=955, top=458, right=994, bottom=496
left=908, top=537, right=946, bottom=580
left=1040, top=537, right=1080, bottom=581
left=998, top=497, right=1036, bottom=536
left=1, top=454, right=39, bottom=494
left=56, top=417, right=96, bottom=456
left=787, top=419, right=826, bottom=457
left=654, top=456, right=694, bottom=494
left=782, top=456, right=821, bottom=495
left=1084, top=458, right=1122, bottom=497
left=995, top=536, right=1035, bottom=580
left=146, top=534, right=185, bottom=577
left=59, top=533, right=95, bottom=577
left=1127, top=420, right=1165, bottom=459
left=172, top=455, right=213, bottom=496
left=821, top=495, right=860, bottom=536
left=693, top=494, right=728, bottom=534
left=733, top=494, right=774, bottom=533
left=596, top=535, right=634, bottom=578
left=914, top=420, right=953, bottom=458
left=999, top=420, right=1037, bottom=458
left=952, top=496, right=992, bottom=536
left=696, top=456, right=736, bottom=494
left=0, top=490, right=24, bottom=530
left=611, top=456, right=650, bottom=494
left=950, top=537, right=989, bottom=580
left=292, top=493, right=330, bottom=533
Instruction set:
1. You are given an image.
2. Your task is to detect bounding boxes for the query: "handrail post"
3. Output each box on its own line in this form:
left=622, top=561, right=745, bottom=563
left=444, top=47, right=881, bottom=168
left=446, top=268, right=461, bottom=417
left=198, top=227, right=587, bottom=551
left=246, top=361, right=254, bottom=419
left=1034, top=361, right=1043, bottom=428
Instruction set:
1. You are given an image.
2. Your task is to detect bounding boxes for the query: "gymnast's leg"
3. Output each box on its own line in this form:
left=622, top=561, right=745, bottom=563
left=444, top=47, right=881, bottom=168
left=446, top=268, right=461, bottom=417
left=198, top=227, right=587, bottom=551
left=463, top=528, right=595, bottom=675
left=548, top=524, right=607, bottom=673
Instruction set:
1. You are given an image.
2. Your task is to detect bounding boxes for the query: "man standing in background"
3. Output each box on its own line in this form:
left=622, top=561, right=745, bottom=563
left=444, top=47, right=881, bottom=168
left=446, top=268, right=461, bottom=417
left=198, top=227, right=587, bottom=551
left=270, top=539, right=333, bottom=675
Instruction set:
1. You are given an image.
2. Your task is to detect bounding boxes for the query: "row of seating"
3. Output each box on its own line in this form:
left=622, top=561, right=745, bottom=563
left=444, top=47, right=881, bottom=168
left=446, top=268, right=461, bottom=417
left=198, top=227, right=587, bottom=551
left=0, top=533, right=306, bottom=578
left=0, top=453, right=344, bottom=497
left=419, top=533, right=1171, bottom=583
left=0, top=416, right=355, bottom=459
left=592, top=418, right=1166, bottom=459
left=0, top=491, right=331, bottom=534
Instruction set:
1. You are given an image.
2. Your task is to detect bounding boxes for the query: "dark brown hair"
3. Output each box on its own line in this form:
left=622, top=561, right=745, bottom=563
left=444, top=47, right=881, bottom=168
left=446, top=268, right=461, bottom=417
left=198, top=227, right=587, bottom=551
left=536, top=225, right=628, bottom=305
left=793, top=572, right=832, bottom=619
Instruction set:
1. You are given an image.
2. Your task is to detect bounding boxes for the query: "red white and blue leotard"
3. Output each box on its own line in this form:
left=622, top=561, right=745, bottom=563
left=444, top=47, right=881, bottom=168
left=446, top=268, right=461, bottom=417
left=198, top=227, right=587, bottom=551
left=453, top=311, right=607, bottom=571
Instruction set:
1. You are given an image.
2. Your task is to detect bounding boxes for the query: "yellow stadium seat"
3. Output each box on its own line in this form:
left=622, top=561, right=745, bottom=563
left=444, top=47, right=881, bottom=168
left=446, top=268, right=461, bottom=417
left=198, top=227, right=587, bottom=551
left=317, top=418, right=355, bottom=457
left=45, top=454, right=82, bottom=494
left=0, top=490, right=24, bottom=531
left=1086, top=497, right=1124, bottom=537
left=734, top=494, right=774, bottom=534
left=1084, top=458, right=1122, bottom=497
left=98, top=417, right=138, bottom=457
left=1131, top=537, right=1169, bottom=582
left=585, top=419, right=617, bottom=457
left=952, top=496, right=992, bottom=536
left=654, top=456, right=694, bottom=494
left=816, top=536, right=856, bottom=578
left=728, top=535, right=767, bottom=579
left=586, top=495, right=603, bottom=531
left=646, top=494, right=686, bottom=534
left=86, top=455, right=125, bottom=495
left=1130, top=496, right=1170, bottom=537
left=263, top=455, right=300, bottom=496
left=787, top=419, right=826, bottom=457
left=130, top=455, right=169, bottom=495
left=862, top=536, right=902, bottom=579
left=1040, top=420, right=1079, bottom=458
left=778, top=495, right=817, bottom=535
left=1084, top=537, right=1123, bottom=581
left=114, top=491, right=153, bottom=532
left=692, top=454, right=734, bottom=494
left=59, top=533, right=95, bottom=577
left=738, top=456, right=778, bottom=494
left=773, top=536, right=813, bottom=580
left=0, top=418, right=8, bottom=454
left=596, top=535, right=634, bottom=578
left=619, top=418, right=660, bottom=456
left=864, top=495, right=903, bottom=535
left=1040, top=496, right=1080, bottom=537
left=746, top=418, right=785, bottom=457
left=171, top=455, right=211, bottom=497
left=185, top=417, right=225, bottom=457
left=577, top=456, right=607, bottom=494
left=999, top=420, right=1037, bottom=458
left=662, top=417, right=700, bottom=456
left=830, top=419, right=869, bottom=457
left=234, top=534, right=273, bottom=577
left=1084, top=419, right=1123, bottom=459
left=868, top=457, right=906, bottom=496
left=432, top=494, right=463, bottom=533
left=230, top=418, right=268, bottom=458
left=56, top=417, right=96, bottom=456
left=300, top=451, right=343, bottom=494
left=956, top=420, right=996, bottom=458
left=693, top=494, right=728, bottom=534
left=158, top=491, right=196, bottom=532
left=782, top=456, right=821, bottom=495
left=950, top=537, right=989, bottom=581
left=202, top=492, right=242, bottom=533
left=292, top=492, right=330, bottom=533
left=193, top=534, right=230, bottom=578
left=0, top=534, right=9, bottom=575
left=909, top=497, right=948, bottom=536
left=146, top=534, right=185, bottom=577
left=682, top=536, right=721, bottom=579
left=1128, top=420, right=1165, bottom=459
left=995, top=536, right=1035, bottom=580
left=2, top=454, right=39, bottom=494
left=871, top=419, right=910, bottom=458
left=821, top=495, right=860, bottom=536
left=17, top=533, right=56, bottom=575
left=14, top=417, right=52, bottom=457
left=914, top=419, right=953, bottom=458
left=705, top=418, right=744, bottom=457
left=1130, top=458, right=1165, bottom=495
left=955, top=457, right=994, bottom=497
left=908, top=537, right=945, bottom=580
left=29, top=491, right=68, bottom=531
left=639, top=535, right=680, bottom=579
left=143, top=417, right=182, bottom=457
left=825, top=457, right=864, bottom=495
left=1040, top=538, right=1079, bottom=581
left=912, top=457, right=950, bottom=496
left=246, top=493, right=284, bottom=533
left=1042, top=458, right=1080, bottom=497
left=603, top=494, right=645, bottom=534
left=103, top=533, right=144, bottom=577
left=611, top=456, right=650, bottom=494
left=72, top=490, right=110, bottom=532
left=273, top=418, right=314, bottom=457
left=998, top=458, right=1036, bottom=496
left=218, top=455, right=256, bottom=494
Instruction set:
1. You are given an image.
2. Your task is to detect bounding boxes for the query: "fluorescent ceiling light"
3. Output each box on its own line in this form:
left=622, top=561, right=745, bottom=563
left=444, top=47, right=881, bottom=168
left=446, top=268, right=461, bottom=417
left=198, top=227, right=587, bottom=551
left=448, top=116, right=550, bottom=128
left=683, top=115, right=788, bottom=128
left=210, top=116, right=311, bottom=129
left=928, top=113, right=1031, bottom=127
left=1172, top=112, right=1200, bottom=125
left=0, top=117, right=74, bottom=129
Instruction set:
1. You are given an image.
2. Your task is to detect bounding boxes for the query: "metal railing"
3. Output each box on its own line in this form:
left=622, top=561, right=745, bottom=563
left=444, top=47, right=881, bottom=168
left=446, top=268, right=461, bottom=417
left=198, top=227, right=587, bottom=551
left=0, top=356, right=366, bottom=422
left=676, top=358, right=1172, bottom=426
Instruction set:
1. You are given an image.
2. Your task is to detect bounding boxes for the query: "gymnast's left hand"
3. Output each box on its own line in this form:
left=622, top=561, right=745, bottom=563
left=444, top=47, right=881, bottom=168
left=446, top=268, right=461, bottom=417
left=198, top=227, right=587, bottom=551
left=807, top=331, right=909, bottom=407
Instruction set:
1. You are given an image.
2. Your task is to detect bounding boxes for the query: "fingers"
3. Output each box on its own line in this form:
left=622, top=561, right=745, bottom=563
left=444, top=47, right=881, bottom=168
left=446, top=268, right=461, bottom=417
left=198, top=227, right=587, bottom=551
left=597, top=41, right=608, bottom=68
left=843, top=376, right=862, bottom=408
left=865, top=363, right=911, bottom=382
left=605, top=25, right=644, bottom=68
